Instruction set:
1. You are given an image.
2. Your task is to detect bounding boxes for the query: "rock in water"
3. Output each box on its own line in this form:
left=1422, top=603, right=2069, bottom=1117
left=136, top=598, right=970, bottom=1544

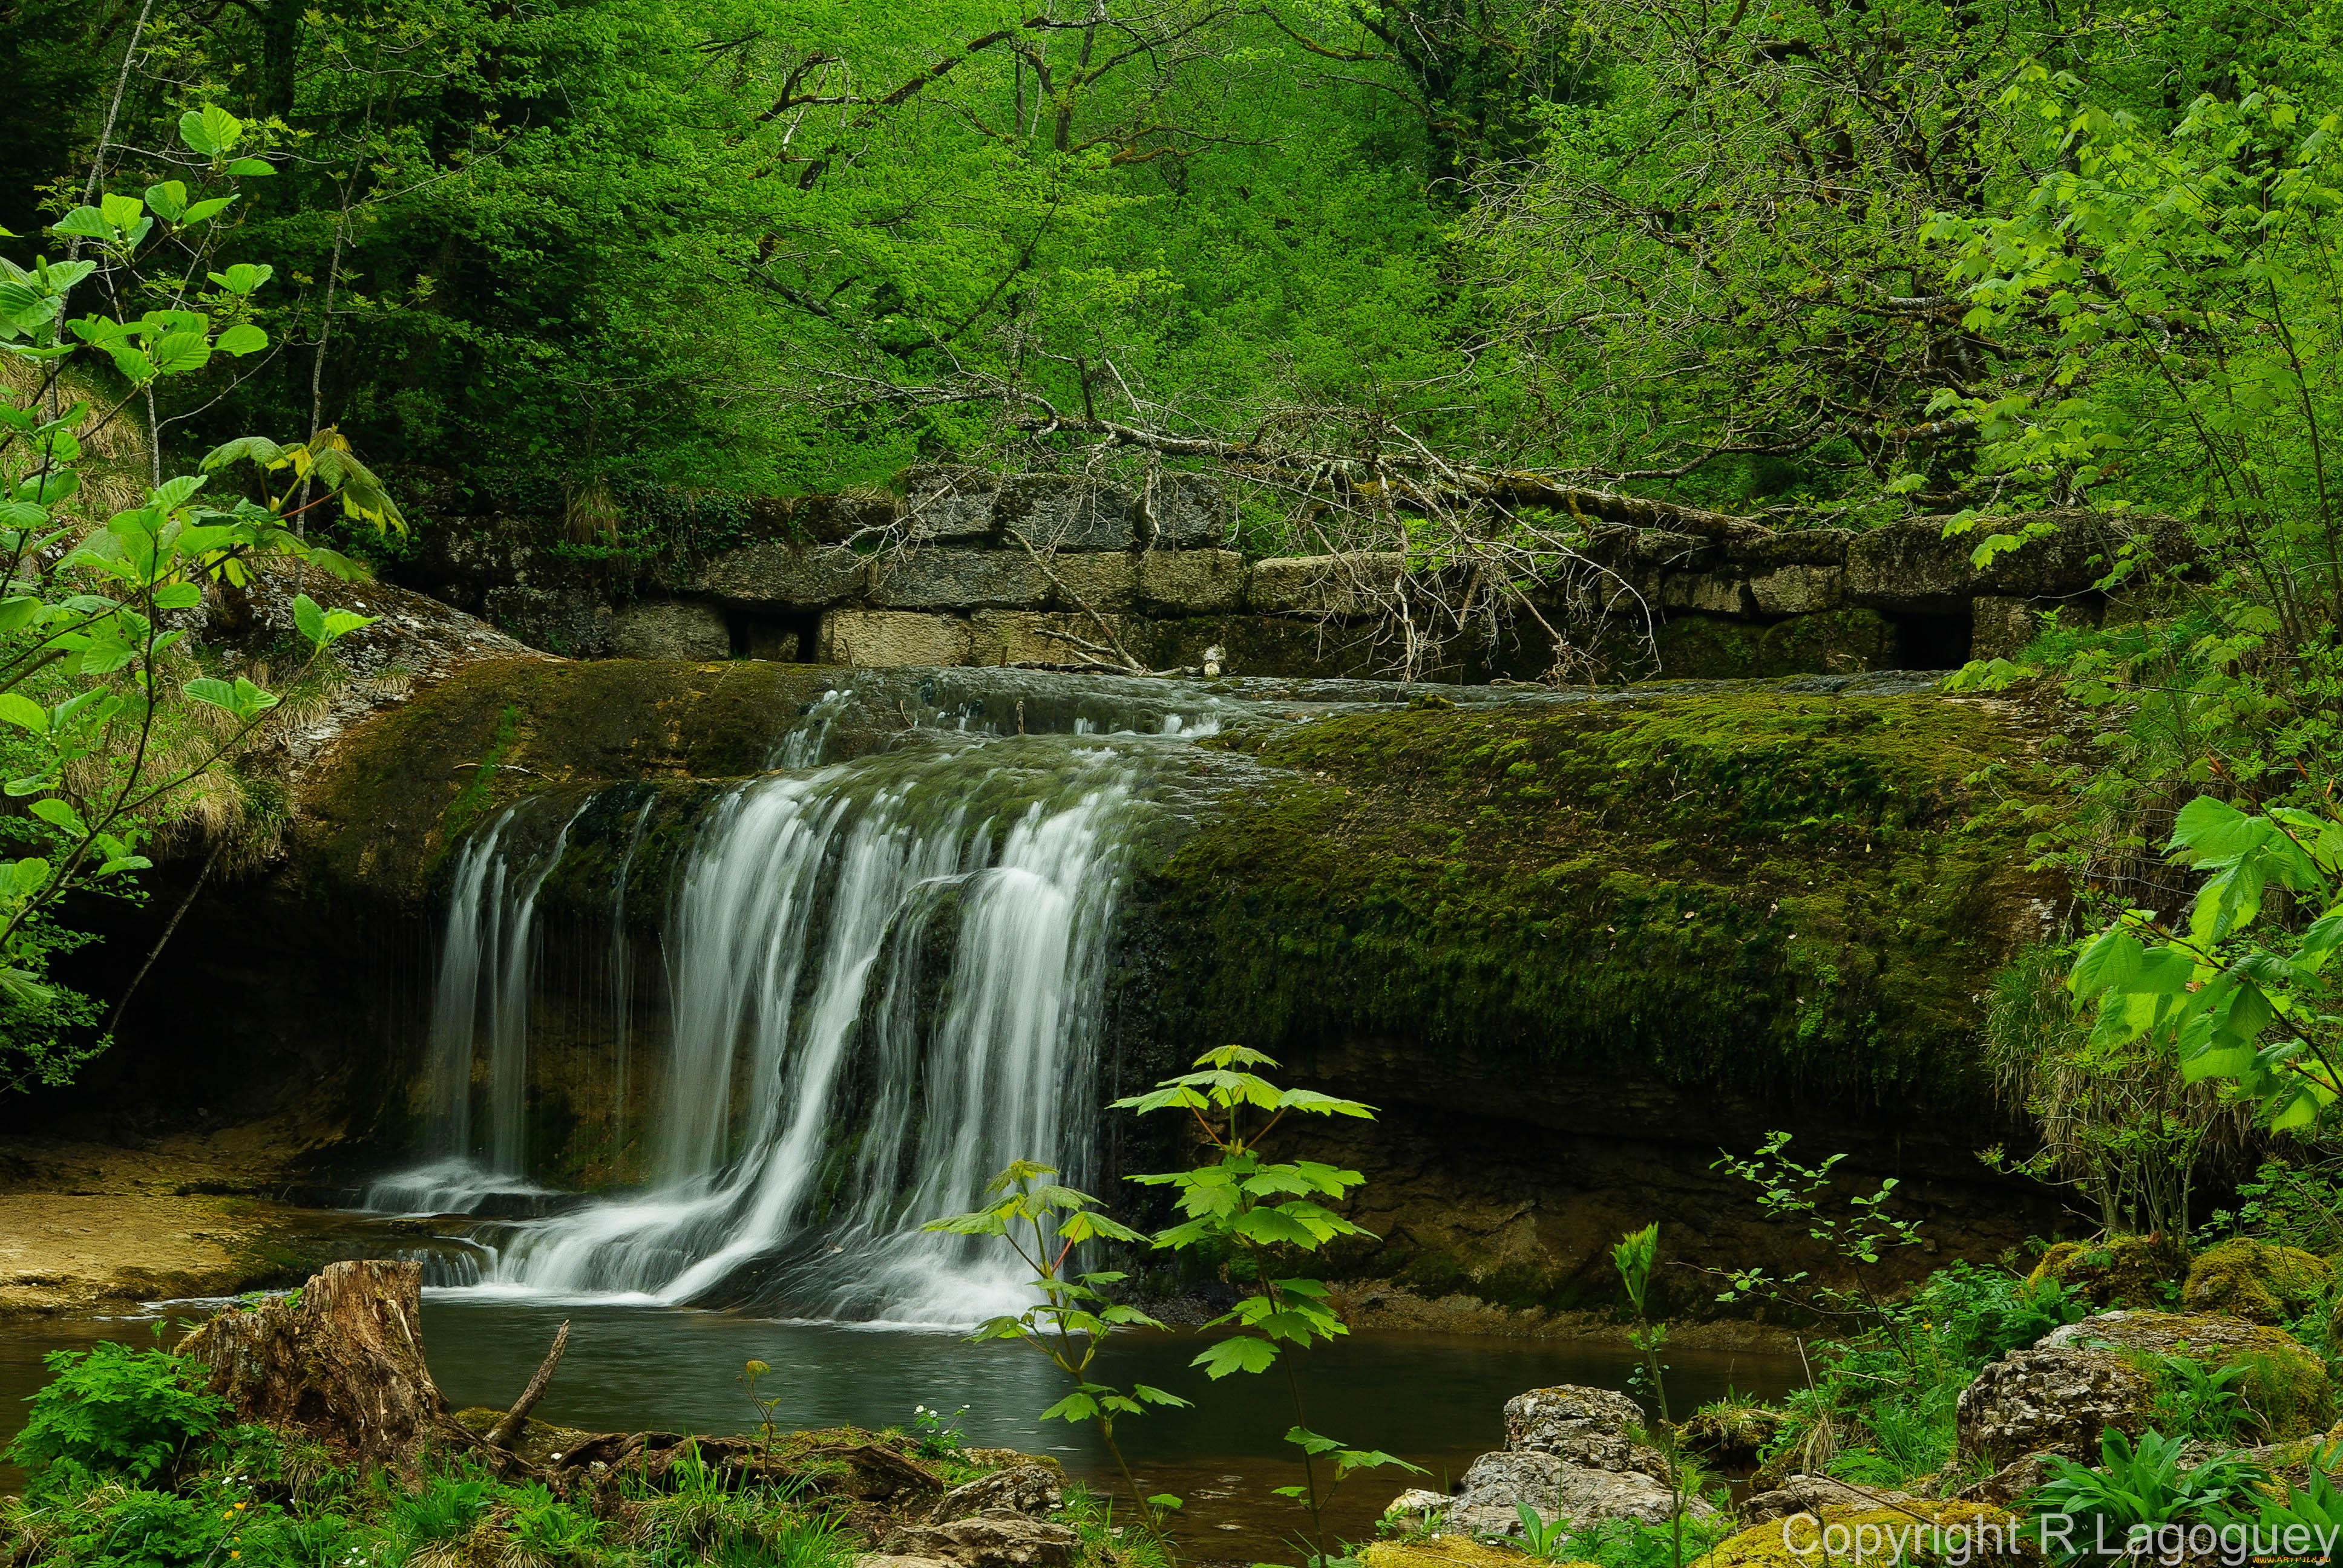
left=177, top=1259, right=484, bottom=1477
left=1504, top=1385, right=1651, bottom=1470
left=1444, top=1388, right=1718, bottom=1536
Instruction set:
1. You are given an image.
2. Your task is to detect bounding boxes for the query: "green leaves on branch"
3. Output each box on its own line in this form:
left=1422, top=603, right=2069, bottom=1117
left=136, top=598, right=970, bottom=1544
left=2072, top=795, right=2343, bottom=1133
left=920, top=1161, right=1182, bottom=1521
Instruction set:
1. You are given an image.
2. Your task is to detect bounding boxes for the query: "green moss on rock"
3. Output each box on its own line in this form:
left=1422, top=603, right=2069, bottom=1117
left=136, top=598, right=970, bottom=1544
left=2184, top=1239, right=2334, bottom=1325
left=1141, top=686, right=2059, bottom=1103
left=2027, top=1238, right=2178, bottom=1310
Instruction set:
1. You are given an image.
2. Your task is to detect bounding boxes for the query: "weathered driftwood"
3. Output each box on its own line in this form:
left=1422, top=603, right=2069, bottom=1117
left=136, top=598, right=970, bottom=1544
left=487, top=1318, right=570, bottom=1452
left=177, top=1259, right=487, bottom=1476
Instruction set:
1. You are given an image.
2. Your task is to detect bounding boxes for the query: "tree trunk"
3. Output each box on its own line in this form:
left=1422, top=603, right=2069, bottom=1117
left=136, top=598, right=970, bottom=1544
left=177, top=1259, right=486, bottom=1477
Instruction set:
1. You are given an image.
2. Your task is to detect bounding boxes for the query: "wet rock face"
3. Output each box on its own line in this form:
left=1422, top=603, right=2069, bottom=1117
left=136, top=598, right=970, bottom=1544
left=610, top=598, right=730, bottom=660
left=1953, top=1347, right=2154, bottom=1469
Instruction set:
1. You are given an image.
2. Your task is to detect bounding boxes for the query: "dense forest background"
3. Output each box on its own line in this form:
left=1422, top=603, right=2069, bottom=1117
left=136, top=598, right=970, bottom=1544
left=11, top=0, right=2341, bottom=555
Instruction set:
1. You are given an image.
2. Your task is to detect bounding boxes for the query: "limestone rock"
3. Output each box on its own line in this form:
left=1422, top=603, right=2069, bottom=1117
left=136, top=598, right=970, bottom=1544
left=867, top=551, right=1053, bottom=610
left=1135, top=550, right=1247, bottom=614
left=1742, top=1475, right=1918, bottom=1524
left=610, top=599, right=730, bottom=660
left=969, top=611, right=1155, bottom=668
left=1250, top=554, right=1405, bottom=617
left=2183, top=1238, right=2333, bottom=1325
left=898, top=466, right=1001, bottom=542
left=1968, top=596, right=2047, bottom=662
left=1950, top=1452, right=2062, bottom=1507
left=1841, top=512, right=2177, bottom=613
left=1044, top=553, right=1138, bottom=613
left=927, top=1463, right=1064, bottom=1523
left=998, top=474, right=1137, bottom=552
left=1660, top=573, right=1754, bottom=616
left=1448, top=1445, right=1711, bottom=1537
left=1147, top=474, right=1235, bottom=549
left=882, top=1509, right=1080, bottom=1568
left=1381, top=1488, right=1452, bottom=1519
left=860, top=1555, right=958, bottom=1568
left=1747, top=564, right=1844, bottom=616
left=819, top=610, right=976, bottom=666
left=1953, top=1346, right=2153, bottom=1468
left=697, top=542, right=868, bottom=607
left=2039, top=1308, right=2334, bottom=1437
left=482, top=584, right=611, bottom=656
left=1504, top=1385, right=1648, bottom=1468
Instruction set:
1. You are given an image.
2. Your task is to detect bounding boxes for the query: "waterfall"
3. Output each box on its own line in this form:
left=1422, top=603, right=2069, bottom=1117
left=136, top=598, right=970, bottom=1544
left=368, top=719, right=1186, bottom=1326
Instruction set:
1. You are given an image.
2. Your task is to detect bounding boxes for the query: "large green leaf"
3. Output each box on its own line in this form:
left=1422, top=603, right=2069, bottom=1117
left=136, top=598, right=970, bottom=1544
left=1189, top=1335, right=1279, bottom=1379
left=149, top=332, right=213, bottom=376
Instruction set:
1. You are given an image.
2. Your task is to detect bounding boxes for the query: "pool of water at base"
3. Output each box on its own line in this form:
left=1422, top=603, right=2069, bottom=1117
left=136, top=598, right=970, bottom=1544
left=1, top=1298, right=1800, bottom=1561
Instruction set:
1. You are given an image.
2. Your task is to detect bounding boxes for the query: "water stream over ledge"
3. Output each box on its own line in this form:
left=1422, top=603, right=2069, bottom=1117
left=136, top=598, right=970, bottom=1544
left=359, top=670, right=1259, bottom=1323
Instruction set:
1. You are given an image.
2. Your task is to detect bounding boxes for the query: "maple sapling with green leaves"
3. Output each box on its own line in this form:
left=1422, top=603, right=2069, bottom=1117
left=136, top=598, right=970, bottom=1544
left=1114, top=1045, right=1423, bottom=1568
left=922, top=1160, right=1191, bottom=1525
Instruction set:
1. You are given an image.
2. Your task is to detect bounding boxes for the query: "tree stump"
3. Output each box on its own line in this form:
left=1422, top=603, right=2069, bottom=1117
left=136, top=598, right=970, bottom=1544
left=177, top=1259, right=486, bottom=1477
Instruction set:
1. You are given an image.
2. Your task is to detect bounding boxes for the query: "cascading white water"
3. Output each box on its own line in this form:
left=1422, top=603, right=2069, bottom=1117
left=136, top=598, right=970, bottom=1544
left=369, top=727, right=1170, bottom=1327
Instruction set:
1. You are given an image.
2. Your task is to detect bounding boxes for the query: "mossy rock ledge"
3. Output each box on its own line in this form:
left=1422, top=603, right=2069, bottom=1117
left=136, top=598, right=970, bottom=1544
left=1111, top=681, right=2069, bottom=1311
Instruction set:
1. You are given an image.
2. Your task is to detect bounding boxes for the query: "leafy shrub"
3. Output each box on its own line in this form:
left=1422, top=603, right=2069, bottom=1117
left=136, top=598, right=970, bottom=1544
left=8, top=1344, right=229, bottom=1486
left=2026, top=1429, right=2265, bottom=1567
left=1559, top=1515, right=1735, bottom=1568
left=1913, top=1261, right=2089, bottom=1368
left=2145, top=1353, right=2249, bottom=1443
left=384, top=1469, right=494, bottom=1553
left=2223, top=1454, right=2343, bottom=1559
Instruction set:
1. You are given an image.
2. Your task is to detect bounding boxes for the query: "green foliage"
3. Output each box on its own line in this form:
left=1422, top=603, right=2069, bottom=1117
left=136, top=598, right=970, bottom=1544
left=2069, top=795, right=2343, bottom=1135
left=2143, top=1352, right=2250, bottom=1444
left=1113, top=1044, right=1421, bottom=1560
left=923, top=1160, right=1185, bottom=1521
left=2210, top=1158, right=2343, bottom=1270
left=1556, top=1516, right=1738, bottom=1568
left=2225, top=1454, right=2343, bottom=1555
left=1610, top=1222, right=1690, bottom=1568
left=2025, top=1429, right=2266, bottom=1567
left=7, top=1342, right=229, bottom=1488
left=1, top=102, right=386, bottom=1090
left=1708, top=1132, right=1925, bottom=1347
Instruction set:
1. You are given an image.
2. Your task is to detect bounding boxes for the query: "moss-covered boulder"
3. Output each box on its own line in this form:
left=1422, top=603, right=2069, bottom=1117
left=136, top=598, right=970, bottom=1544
left=1696, top=1503, right=2035, bottom=1568
left=2184, top=1239, right=2333, bottom=1325
left=2040, top=1310, right=2336, bottom=1440
left=2026, top=1237, right=2178, bottom=1310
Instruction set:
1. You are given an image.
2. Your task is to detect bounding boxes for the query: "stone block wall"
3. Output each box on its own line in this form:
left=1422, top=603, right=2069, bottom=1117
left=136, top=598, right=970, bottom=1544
left=395, top=472, right=2164, bottom=679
